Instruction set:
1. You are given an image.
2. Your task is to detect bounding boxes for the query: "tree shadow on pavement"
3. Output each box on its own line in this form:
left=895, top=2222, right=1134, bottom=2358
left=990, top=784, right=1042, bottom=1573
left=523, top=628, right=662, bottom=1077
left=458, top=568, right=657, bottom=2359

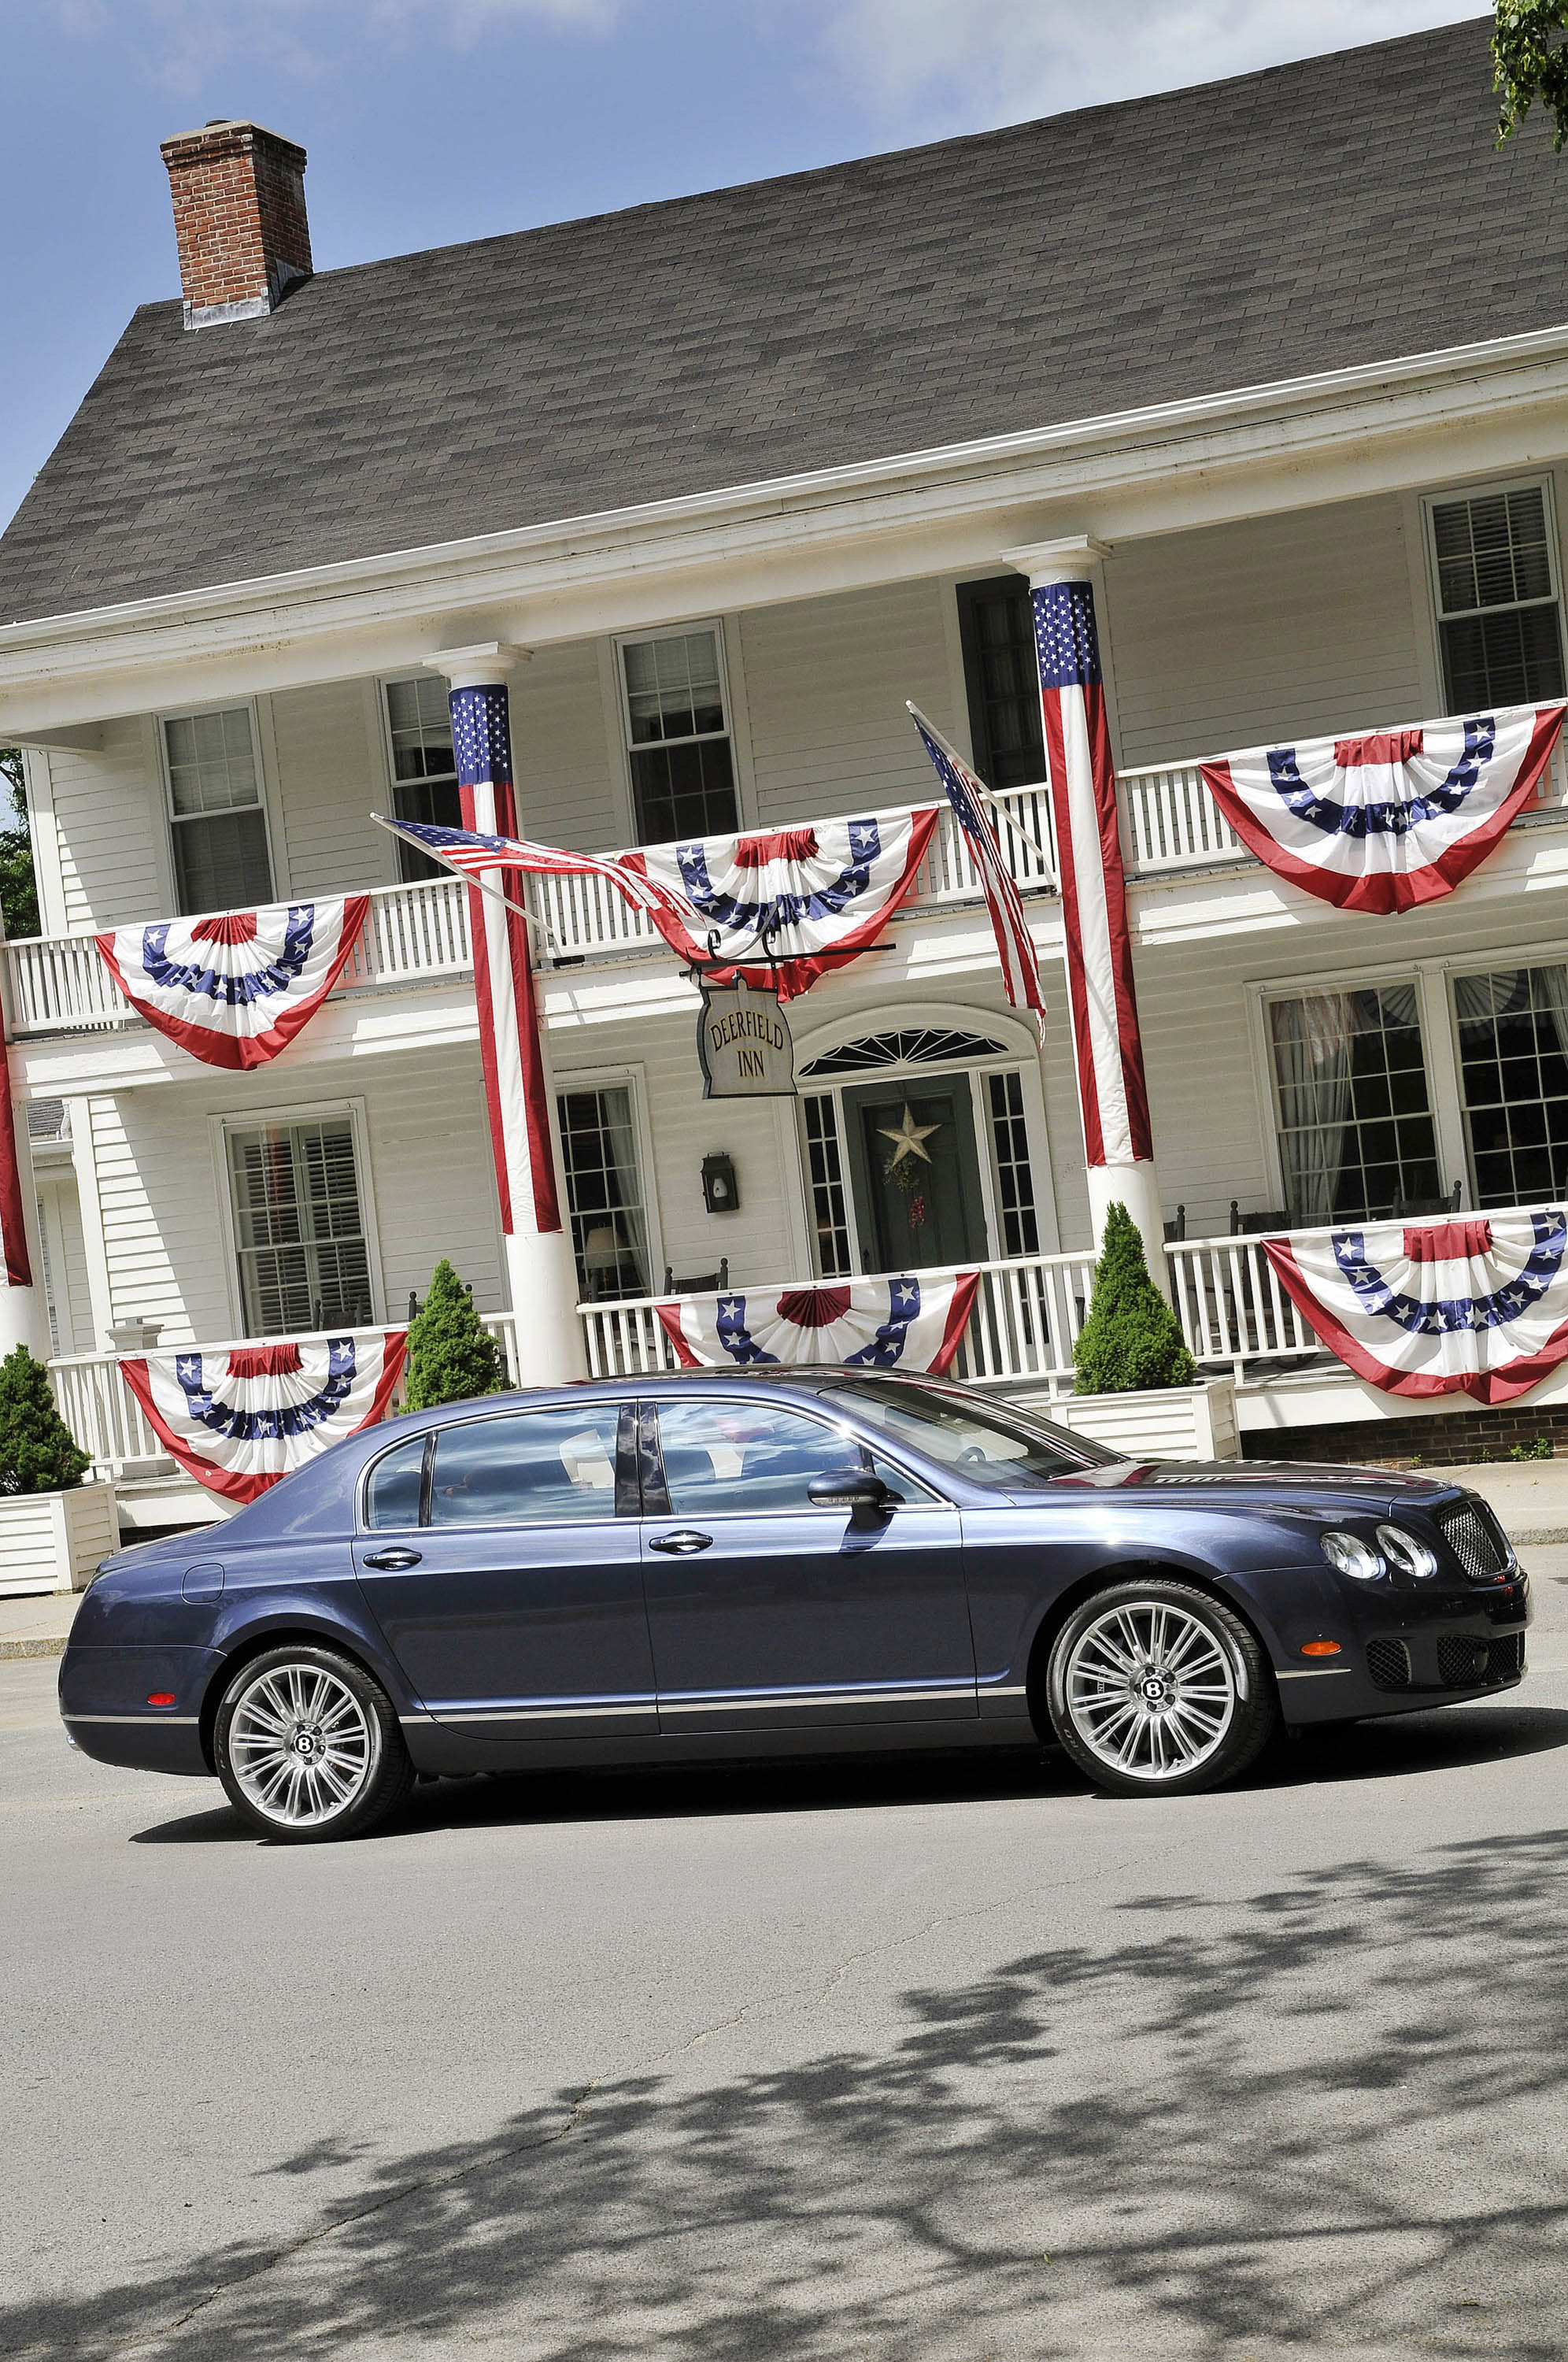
left=14, top=1812, right=1568, bottom=2360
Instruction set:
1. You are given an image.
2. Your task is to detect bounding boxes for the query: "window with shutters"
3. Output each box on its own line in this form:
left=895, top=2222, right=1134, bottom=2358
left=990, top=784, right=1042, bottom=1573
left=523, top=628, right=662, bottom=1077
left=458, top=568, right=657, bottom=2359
left=956, top=577, right=1046, bottom=790
left=161, top=707, right=274, bottom=915
left=383, top=676, right=462, bottom=883
left=616, top=626, right=739, bottom=842
left=1426, top=483, right=1566, bottom=714
left=225, top=1113, right=375, bottom=1337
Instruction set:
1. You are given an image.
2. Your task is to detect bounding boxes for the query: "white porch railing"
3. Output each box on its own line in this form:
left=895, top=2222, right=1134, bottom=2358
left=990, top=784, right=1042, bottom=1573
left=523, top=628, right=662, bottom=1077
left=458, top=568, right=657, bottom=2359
left=576, top=1250, right=1098, bottom=1391
left=1163, top=1233, right=1322, bottom=1381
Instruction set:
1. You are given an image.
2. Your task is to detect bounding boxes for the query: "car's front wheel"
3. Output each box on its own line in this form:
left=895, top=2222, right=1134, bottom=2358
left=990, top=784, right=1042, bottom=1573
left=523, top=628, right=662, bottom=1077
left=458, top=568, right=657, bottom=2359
left=213, top=1645, right=415, bottom=1842
left=1045, top=1578, right=1276, bottom=1797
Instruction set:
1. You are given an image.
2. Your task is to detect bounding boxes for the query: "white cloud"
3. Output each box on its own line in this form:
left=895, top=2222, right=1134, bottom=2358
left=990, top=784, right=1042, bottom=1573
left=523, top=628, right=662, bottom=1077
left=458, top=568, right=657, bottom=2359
left=806, top=0, right=1487, bottom=132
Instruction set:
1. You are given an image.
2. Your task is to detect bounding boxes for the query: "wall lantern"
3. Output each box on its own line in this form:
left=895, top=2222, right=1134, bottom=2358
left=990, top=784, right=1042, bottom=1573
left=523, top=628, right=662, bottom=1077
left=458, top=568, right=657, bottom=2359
left=701, top=1153, right=739, bottom=1214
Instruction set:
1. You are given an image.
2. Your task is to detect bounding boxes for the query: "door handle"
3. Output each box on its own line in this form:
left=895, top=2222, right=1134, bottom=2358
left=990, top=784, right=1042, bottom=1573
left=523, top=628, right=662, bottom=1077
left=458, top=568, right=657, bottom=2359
left=648, top=1530, right=714, bottom=1555
left=361, top=1547, right=423, bottom=1570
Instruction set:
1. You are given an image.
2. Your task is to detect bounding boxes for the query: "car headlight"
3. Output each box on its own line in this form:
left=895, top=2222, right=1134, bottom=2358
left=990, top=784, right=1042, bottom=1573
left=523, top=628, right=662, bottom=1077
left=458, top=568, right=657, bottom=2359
left=1375, top=1523, right=1439, bottom=1581
left=1321, top=1529, right=1384, bottom=1581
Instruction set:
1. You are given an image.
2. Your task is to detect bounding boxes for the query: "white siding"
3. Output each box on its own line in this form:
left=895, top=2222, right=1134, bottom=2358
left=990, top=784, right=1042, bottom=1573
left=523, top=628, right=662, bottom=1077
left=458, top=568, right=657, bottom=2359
left=268, top=683, right=389, bottom=897
left=738, top=580, right=957, bottom=827
left=35, top=1173, right=94, bottom=1356
left=515, top=642, right=620, bottom=850
left=1107, top=494, right=1424, bottom=768
left=41, top=720, right=165, bottom=932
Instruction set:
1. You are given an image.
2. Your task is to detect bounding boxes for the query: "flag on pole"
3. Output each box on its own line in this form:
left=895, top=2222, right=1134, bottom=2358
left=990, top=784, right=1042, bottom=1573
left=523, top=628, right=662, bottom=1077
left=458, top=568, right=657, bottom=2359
left=1199, top=703, right=1567, bottom=913
left=446, top=685, right=564, bottom=1238
left=375, top=816, right=687, bottom=924
left=908, top=705, right=1046, bottom=1036
left=1032, top=579, right=1152, bottom=1167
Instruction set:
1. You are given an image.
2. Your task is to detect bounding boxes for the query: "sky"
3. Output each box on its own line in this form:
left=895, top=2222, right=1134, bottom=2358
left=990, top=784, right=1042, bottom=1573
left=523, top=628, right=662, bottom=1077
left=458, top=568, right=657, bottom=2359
left=1, top=0, right=1489, bottom=536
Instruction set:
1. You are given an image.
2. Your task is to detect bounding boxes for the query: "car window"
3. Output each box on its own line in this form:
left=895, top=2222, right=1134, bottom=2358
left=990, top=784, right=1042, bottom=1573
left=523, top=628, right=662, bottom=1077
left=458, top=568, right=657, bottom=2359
left=654, top=1398, right=867, bottom=1516
left=428, top=1406, right=622, bottom=1526
left=364, top=1433, right=428, bottom=1529
left=830, top=1379, right=1106, bottom=1493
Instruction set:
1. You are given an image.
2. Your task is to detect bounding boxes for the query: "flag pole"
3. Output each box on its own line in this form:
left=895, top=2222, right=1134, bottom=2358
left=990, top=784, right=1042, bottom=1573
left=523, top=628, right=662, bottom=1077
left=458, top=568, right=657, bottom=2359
left=370, top=813, right=555, bottom=950
left=905, top=702, right=1056, bottom=874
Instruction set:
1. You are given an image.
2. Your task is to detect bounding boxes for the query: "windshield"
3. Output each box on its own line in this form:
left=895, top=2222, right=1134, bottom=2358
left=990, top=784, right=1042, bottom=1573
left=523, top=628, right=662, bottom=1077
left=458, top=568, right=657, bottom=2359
left=829, top=1378, right=1122, bottom=1493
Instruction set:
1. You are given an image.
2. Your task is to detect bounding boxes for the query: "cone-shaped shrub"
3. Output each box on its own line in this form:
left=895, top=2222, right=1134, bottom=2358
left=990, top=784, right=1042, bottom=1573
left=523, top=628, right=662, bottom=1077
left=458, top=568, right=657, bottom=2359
left=1072, top=1201, right=1197, bottom=1395
left=0, top=1345, right=91, bottom=1493
left=403, top=1258, right=508, bottom=1412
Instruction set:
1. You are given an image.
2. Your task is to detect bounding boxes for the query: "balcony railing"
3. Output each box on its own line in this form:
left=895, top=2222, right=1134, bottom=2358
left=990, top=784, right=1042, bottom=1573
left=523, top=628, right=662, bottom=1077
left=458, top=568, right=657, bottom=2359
left=12, top=734, right=1566, bottom=1035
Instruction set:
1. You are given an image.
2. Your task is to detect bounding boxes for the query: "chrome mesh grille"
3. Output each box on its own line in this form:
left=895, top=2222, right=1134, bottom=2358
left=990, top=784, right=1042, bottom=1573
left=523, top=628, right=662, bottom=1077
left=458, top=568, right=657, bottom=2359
left=1437, top=1501, right=1510, bottom=1580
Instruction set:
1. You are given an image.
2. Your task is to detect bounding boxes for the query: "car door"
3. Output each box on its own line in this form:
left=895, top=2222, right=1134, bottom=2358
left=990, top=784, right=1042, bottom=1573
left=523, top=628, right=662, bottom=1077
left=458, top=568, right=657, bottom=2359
left=641, top=1392, right=976, bottom=1734
left=352, top=1401, right=656, bottom=1741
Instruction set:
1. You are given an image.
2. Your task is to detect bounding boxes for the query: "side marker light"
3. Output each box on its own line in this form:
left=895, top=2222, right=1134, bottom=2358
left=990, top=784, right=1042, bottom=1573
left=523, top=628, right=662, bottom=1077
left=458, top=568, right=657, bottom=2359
left=146, top=1693, right=176, bottom=1706
left=1300, top=1642, right=1342, bottom=1657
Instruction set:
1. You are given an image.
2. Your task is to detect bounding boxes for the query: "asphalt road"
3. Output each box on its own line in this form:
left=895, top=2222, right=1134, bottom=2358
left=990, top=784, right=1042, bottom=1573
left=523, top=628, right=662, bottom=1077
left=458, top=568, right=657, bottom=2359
left=5, top=1560, right=1568, bottom=2362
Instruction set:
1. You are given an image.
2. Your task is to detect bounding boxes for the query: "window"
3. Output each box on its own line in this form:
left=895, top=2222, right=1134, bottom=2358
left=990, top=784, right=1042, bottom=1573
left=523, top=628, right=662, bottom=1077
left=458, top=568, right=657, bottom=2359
left=227, top=1114, right=374, bottom=1336
left=429, top=1405, right=621, bottom=1525
left=557, top=1085, right=650, bottom=1299
left=654, top=1398, right=864, bottom=1516
left=802, top=1029, right=1006, bottom=1076
left=956, top=577, right=1046, bottom=791
left=1454, top=964, right=1568, bottom=1207
left=619, top=628, right=738, bottom=842
left=803, top=1094, right=852, bottom=1277
left=986, top=1071, right=1040, bottom=1256
left=383, top=678, right=462, bottom=883
left=163, top=708, right=272, bottom=915
left=1428, top=486, right=1566, bottom=713
left=830, top=1379, right=1111, bottom=1488
left=1267, top=985, right=1439, bottom=1224
left=365, top=1434, right=428, bottom=1529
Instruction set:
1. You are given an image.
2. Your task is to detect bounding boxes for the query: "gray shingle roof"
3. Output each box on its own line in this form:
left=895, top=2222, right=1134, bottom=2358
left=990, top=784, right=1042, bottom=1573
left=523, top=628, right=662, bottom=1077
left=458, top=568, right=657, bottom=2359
left=1, top=17, right=1559, bottom=625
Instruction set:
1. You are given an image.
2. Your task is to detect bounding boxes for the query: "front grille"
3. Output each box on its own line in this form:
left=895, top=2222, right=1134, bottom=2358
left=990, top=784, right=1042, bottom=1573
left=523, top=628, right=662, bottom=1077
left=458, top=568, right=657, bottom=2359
left=1437, top=1501, right=1510, bottom=1581
left=1367, top=1636, right=1412, bottom=1690
left=1437, top=1634, right=1489, bottom=1687
left=1488, top=1631, right=1526, bottom=1682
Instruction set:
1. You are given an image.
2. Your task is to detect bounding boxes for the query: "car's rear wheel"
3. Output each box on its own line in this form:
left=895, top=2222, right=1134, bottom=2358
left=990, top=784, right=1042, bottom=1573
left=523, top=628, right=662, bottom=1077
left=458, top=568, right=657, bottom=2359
left=1045, top=1578, right=1276, bottom=1797
left=214, top=1646, right=415, bottom=1842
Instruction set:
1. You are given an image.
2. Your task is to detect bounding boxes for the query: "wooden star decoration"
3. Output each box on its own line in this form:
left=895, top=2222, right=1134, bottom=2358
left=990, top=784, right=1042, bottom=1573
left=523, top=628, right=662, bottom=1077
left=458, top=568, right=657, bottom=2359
left=878, top=1103, right=941, bottom=1168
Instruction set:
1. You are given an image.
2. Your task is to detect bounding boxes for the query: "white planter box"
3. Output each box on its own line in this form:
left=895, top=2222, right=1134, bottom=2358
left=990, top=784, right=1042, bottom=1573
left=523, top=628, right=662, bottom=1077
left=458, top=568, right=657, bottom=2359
left=1051, top=1377, right=1240, bottom=1463
left=0, top=1482, right=120, bottom=1596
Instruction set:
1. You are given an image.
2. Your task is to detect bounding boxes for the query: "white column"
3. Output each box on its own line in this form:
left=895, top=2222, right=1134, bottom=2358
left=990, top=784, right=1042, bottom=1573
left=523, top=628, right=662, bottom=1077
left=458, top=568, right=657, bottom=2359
left=1003, top=535, right=1170, bottom=1294
left=427, top=643, right=586, bottom=1386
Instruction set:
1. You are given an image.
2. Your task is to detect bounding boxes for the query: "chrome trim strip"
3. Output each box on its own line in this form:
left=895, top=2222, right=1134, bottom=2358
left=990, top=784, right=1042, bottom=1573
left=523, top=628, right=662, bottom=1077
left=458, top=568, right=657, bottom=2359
left=1276, top=1666, right=1354, bottom=1681
left=435, top=1699, right=657, bottom=1723
left=979, top=1682, right=1029, bottom=1698
left=658, top=1686, right=975, bottom=1715
left=62, top=1712, right=200, bottom=1725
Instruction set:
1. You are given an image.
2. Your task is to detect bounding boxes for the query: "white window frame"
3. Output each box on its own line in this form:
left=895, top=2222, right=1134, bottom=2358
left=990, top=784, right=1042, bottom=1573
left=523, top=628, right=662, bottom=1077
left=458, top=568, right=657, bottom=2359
left=611, top=618, right=749, bottom=846
left=549, top=1062, right=664, bottom=1297
left=376, top=674, right=461, bottom=857
left=155, top=697, right=279, bottom=919
left=1419, top=472, right=1566, bottom=719
left=208, top=1095, right=385, bottom=1341
left=788, top=1006, right=1060, bottom=1276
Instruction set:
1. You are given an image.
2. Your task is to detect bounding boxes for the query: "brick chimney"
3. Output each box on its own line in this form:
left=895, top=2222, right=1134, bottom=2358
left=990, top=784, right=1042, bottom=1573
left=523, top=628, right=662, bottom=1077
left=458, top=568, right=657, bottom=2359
left=160, top=120, right=312, bottom=331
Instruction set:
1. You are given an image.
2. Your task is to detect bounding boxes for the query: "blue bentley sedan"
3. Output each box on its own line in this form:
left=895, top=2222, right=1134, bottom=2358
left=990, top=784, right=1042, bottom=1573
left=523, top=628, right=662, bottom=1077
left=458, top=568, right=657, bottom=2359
left=59, top=1372, right=1530, bottom=1839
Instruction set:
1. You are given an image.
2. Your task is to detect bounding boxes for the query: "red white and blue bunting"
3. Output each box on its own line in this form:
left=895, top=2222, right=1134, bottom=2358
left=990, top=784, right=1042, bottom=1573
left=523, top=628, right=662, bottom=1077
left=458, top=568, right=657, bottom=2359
left=1263, top=1214, right=1568, bottom=1404
left=625, top=813, right=939, bottom=999
left=96, top=899, right=371, bottom=1071
left=656, top=1273, right=979, bottom=1375
left=120, top=1332, right=407, bottom=1502
left=1200, top=705, right=1566, bottom=914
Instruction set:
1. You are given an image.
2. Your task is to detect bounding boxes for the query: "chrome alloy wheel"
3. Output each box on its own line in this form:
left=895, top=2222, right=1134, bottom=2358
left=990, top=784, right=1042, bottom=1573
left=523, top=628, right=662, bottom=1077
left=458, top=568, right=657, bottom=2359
left=227, top=1662, right=379, bottom=1829
left=1063, top=1600, right=1237, bottom=1781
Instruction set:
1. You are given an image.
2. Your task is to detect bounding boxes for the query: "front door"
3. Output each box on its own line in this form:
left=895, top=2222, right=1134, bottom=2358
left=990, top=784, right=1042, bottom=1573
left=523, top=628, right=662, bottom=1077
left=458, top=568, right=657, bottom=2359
left=641, top=1393, right=976, bottom=1734
left=353, top=1401, right=656, bottom=1742
left=841, top=1079, right=989, bottom=1273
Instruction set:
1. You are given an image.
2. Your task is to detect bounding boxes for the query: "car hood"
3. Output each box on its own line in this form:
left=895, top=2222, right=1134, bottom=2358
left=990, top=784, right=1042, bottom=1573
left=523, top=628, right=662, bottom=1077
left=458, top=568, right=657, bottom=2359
left=1045, top=1459, right=1464, bottom=1520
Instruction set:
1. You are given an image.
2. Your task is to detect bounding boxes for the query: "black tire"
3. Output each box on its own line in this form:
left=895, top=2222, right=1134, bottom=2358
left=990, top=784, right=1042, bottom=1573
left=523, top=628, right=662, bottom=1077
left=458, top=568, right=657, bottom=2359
left=213, top=1644, right=416, bottom=1843
left=1045, top=1577, right=1277, bottom=1798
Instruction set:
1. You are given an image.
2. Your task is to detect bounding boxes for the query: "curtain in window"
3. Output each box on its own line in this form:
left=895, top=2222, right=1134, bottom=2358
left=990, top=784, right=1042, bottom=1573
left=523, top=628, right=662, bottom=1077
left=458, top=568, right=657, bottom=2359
left=1270, top=993, right=1355, bottom=1224
left=1534, top=965, right=1568, bottom=1069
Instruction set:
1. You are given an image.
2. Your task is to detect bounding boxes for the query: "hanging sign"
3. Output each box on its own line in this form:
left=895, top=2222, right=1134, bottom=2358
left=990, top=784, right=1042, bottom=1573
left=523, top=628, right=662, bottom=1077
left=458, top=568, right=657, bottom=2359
left=697, top=980, right=796, bottom=1098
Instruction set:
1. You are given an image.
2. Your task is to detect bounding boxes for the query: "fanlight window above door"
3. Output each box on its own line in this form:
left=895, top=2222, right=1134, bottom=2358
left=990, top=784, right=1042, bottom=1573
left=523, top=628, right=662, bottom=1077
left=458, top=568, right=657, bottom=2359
left=801, top=1029, right=1006, bottom=1076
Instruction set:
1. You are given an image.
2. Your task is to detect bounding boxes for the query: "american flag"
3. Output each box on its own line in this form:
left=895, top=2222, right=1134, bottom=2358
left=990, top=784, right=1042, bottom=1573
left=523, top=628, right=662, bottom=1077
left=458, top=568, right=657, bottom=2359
left=375, top=815, right=687, bottom=922
left=907, top=705, right=1046, bottom=1036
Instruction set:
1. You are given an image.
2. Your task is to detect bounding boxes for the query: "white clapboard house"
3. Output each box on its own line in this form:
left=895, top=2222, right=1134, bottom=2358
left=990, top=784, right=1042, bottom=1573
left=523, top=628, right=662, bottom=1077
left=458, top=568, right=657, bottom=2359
left=4, top=17, right=1568, bottom=1529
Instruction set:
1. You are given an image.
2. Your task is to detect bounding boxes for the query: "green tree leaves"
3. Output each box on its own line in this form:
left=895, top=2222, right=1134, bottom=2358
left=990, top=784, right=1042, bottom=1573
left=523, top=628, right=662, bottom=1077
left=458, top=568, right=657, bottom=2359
left=403, top=1257, right=508, bottom=1412
left=1072, top=1201, right=1196, bottom=1397
left=1496, top=2, right=1568, bottom=150
left=0, top=1345, right=91, bottom=1493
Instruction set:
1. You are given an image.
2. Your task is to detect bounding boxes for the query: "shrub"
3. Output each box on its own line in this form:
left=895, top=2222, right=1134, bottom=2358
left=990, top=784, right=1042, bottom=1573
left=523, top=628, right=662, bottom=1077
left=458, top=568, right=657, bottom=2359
left=1073, top=1202, right=1197, bottom=1396
left=1509, top=1435, right=1554, bottom=1462
left=403, top=1259, right=509, bottom=1412
left=0, top=1345, right=90, bottom=1493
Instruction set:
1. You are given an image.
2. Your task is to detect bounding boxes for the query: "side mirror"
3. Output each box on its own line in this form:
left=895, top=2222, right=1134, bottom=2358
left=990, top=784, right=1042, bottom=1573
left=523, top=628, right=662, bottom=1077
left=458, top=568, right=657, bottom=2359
left=808, top=1470, right=893, bottom=1522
